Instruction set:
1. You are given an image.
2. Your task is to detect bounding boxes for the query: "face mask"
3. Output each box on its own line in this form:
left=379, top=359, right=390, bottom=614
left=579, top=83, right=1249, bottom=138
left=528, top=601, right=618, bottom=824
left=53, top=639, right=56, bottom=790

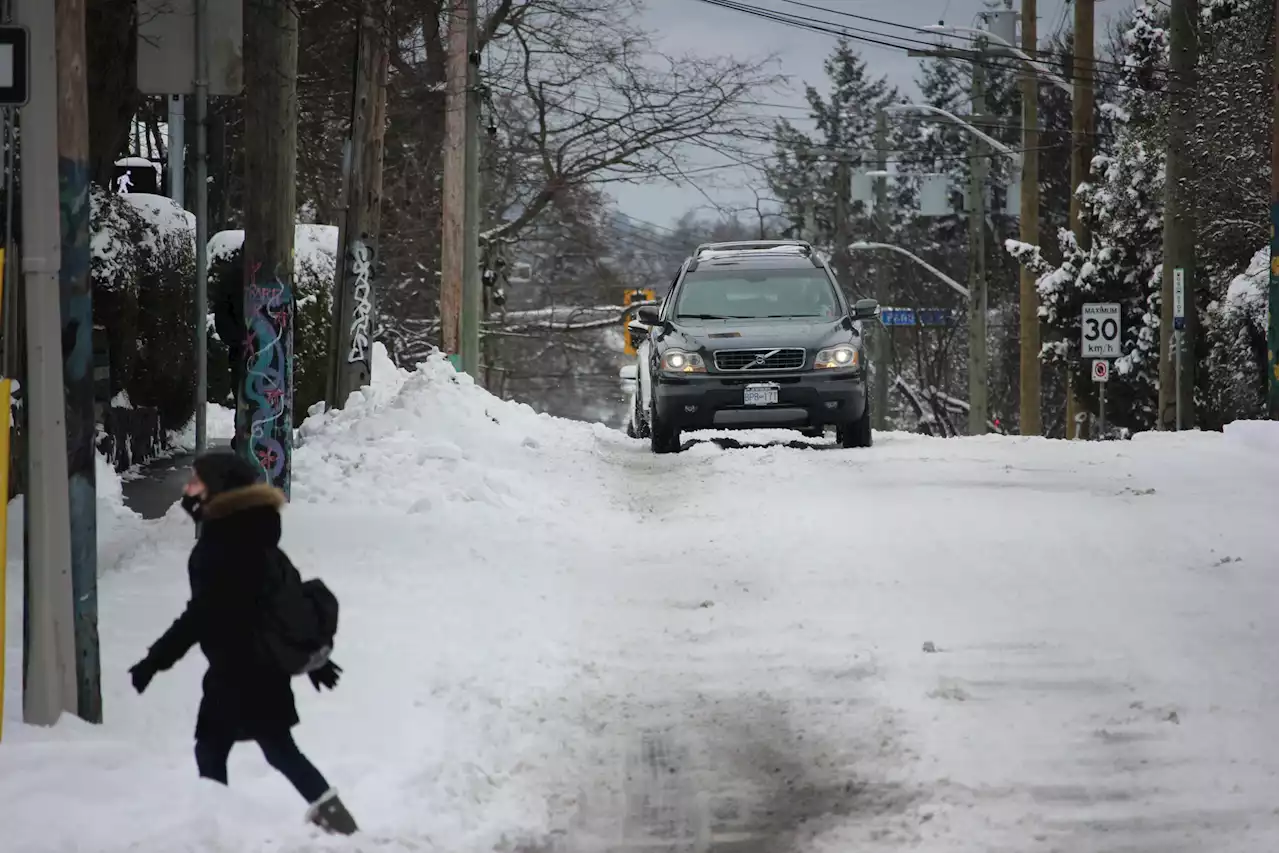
left=180, top=492, right=205, bottom=522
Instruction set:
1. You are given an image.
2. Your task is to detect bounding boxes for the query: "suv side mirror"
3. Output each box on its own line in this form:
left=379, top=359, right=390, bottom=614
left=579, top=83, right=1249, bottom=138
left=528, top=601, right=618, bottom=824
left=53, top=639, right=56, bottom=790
left=635, top=305, right=661, bottom=326
left=851, top=298, right=880, bottom=320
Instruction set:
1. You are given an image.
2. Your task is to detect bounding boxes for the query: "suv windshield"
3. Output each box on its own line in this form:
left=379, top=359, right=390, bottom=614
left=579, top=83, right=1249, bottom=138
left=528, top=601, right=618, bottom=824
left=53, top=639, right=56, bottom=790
left=675, top=267, right=840, bottom=320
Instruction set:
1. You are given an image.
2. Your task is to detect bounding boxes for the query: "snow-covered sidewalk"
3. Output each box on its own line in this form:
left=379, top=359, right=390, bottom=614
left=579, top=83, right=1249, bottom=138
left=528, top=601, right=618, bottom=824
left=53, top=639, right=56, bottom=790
left=1, top=348, right=1275, bottom=852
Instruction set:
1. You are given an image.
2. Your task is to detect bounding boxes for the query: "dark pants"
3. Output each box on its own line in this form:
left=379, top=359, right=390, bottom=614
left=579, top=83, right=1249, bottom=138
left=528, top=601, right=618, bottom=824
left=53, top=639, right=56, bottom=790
left=194, top=730, right=330, bottom=804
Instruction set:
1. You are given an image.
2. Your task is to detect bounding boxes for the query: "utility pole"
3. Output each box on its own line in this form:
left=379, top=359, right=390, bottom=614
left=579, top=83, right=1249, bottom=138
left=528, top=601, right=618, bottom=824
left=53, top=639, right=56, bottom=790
left=439, top=0, right=470, bottom=364
left=871, top=110, right=890, bottom=431
left=168, top=95, right=185, bottom=207
left=967, top=40, right=989, bottom=436
left=1159, top=0, right=1198, bottom=431
left=1270, top=15, right=1278, bottom=419
left=460, top=3, right=482, bottom=379
left=240, top=0, right=299, bottom=495
left=1067, top=0, right=1094, bottom=439
left=1018, top=0, right=1041, bottom=436
left=193, top=0, right=209, bottom=454
left=330, top=0, right=390, bottom=405
left=55, top=0, right=100, bottom=724
left=16, top=0, right=78, bottom=727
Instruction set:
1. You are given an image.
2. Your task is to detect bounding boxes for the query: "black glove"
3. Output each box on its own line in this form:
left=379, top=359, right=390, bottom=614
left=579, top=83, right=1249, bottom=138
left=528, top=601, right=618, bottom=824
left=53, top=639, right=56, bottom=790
left=129, top=659, right=157, bottom=694
left=309, top=661, right=342, bottom=692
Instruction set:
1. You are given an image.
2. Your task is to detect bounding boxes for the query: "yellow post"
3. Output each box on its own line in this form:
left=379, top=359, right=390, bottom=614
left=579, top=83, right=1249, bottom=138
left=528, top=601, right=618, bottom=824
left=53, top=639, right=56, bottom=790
left=0, top=246, right=8, bottom=741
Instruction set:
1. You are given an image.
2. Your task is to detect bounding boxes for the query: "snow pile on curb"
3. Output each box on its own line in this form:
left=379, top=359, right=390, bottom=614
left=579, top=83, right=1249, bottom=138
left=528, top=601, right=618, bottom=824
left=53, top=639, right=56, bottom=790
left=293, top=343, right=596, bottom=519
left=1223, top=418, right=1279, bottom=454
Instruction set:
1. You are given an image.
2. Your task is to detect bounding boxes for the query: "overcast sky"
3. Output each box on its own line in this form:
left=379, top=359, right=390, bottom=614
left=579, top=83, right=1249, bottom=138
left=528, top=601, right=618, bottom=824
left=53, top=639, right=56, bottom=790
left=607, top=0, right=1120, bottom=229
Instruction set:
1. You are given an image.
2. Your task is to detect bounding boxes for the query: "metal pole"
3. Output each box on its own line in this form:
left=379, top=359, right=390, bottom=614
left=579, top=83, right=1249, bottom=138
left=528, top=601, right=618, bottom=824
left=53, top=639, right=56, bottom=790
left=459, top=0, right=481, bottom=378
left=167, top=95, right=185, bottom=207
left=967, top=39, right=989, bottom=436
left=1098, top=376, right=1106, bottom=438
left=193, top=0, right=209, bottom=453
left=871, top=109, right=889, bottom=432
left=16, top=0, right=77, bottom=726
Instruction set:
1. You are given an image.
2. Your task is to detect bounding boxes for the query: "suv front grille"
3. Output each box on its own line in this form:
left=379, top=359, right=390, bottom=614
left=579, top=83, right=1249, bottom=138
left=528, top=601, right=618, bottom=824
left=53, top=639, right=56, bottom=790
left=714, top=348, right=807, bottom=371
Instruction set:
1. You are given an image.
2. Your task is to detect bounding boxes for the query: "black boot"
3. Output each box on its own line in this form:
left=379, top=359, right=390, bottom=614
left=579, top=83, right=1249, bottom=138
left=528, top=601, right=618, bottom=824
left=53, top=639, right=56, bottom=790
left=305, top=788, right=358, bottom=835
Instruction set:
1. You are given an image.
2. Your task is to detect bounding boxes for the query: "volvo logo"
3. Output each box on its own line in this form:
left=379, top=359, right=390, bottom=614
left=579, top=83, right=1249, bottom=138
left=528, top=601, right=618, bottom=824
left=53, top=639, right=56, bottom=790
left=753, top=355, right=768, bottom=366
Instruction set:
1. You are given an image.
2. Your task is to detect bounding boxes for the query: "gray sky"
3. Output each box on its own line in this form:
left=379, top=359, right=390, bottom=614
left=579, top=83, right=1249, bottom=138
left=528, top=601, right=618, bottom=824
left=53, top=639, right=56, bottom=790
left=608, top=0, right=1113, bottom=229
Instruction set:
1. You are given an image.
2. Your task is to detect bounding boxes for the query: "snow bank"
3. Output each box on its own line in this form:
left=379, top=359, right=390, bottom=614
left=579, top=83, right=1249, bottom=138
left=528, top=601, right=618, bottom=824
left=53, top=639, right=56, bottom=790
left=169, top=404, right=238, bottom=452
left=1223, top=418, right=1278, bottom=454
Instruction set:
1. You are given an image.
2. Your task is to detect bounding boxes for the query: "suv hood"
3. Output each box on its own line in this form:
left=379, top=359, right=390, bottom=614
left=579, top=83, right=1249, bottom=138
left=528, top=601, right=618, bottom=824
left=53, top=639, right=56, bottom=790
left=672, top=316, right=854, bottom=351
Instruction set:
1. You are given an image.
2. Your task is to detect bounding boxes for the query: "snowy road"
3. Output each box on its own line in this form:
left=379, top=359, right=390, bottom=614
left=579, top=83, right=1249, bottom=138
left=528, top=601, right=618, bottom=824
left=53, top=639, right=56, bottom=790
left=2, top=349, right=1276, bottom=853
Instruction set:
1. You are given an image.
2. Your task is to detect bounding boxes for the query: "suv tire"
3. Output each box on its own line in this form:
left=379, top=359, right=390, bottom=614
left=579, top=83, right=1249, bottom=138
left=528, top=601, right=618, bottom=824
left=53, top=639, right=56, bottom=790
left=649, top=396, right=681, bottom=454
left=837, top=405, right=872, bottom=449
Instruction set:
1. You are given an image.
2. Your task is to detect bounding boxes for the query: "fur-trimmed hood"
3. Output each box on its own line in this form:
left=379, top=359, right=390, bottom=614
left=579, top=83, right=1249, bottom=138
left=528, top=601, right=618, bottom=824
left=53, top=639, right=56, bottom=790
left=201, top=483, right=286, bottom=521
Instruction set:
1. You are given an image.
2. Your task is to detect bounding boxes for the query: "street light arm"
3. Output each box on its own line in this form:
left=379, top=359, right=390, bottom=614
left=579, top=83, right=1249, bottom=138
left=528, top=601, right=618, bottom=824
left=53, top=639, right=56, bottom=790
left=848, top=241, right=969, bottom=298
left=887, top=103, right=1017, bottom=162
left=921, top=25, right=1072, bottom=96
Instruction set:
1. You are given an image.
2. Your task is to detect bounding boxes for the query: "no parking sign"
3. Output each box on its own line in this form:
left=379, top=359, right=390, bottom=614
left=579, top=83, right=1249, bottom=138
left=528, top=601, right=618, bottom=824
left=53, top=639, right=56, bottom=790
left=1092, top=359, right=1109, bottom=383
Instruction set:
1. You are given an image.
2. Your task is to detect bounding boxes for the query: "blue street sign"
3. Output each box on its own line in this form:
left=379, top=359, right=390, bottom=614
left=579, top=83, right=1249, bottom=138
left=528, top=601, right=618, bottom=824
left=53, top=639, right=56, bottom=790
left=880, top=307, right=915, bottom=326
left=918, top=308, right=953, bottom=327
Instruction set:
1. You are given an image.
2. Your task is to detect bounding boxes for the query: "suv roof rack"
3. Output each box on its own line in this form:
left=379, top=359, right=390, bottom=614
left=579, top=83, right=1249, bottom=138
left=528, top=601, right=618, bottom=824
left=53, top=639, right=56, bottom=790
left=688, top=239, right=824, bottom=271
left=694, top=239, right=813, bottom=257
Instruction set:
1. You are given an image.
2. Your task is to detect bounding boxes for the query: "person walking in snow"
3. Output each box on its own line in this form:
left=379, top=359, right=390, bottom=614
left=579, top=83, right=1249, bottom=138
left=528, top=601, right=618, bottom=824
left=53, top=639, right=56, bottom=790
left=128, top=450, right=357, bottom=835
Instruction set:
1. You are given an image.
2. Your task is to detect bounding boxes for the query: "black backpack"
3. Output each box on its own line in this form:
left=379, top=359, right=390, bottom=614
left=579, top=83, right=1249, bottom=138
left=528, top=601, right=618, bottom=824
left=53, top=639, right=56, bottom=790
left=256, top=552, right=340, bottom=676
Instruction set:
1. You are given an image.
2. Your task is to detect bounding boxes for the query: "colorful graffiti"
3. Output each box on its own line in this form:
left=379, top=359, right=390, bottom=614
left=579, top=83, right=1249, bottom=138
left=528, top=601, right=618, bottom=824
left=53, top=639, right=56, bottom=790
left=242, top=261, right=294, bottom=496
left=346, top=240, right=374, bottom=365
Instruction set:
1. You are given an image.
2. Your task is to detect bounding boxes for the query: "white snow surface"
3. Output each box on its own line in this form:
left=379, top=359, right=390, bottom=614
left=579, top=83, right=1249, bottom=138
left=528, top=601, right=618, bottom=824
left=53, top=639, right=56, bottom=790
left=208, top=224, right=339, bottom=273
left=122, top=192, right=197, bottom=252
left=170, top=404, right=239, bottom=452
left=1, top=353, right=1276, bottom=853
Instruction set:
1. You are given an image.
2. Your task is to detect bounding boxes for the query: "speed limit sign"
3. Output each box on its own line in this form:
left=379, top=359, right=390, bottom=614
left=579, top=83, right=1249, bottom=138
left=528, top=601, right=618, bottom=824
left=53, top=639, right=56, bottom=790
left=1081, top=303, right=1121, bottom=358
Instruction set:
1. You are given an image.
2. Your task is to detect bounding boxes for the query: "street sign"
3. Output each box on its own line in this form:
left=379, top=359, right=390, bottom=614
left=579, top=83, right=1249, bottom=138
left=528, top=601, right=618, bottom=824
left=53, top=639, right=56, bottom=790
left=0, top=27, right=29, bottom=106
left=136, top=0, right=243, bottom=96
left=1173, top=268, right=1186, bottom=331
left=880, top=307, right=915, bottom=327
left=1092, top=359, right=1109, bottom=383
left=1081, top=303, right=1121, bottom=358
left=918, top=308, right=953, bottom=327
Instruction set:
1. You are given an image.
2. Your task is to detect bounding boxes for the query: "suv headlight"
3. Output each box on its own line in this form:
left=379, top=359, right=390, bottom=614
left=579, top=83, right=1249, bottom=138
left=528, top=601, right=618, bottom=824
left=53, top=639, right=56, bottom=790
left=660, top=349, right=706, bottom=373
left=813, top=345, right=858, bottom=369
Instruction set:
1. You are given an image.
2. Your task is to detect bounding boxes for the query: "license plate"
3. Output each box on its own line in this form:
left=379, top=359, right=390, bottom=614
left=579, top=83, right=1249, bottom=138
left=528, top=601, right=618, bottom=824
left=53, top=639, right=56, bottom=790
left=743, top=384, right=779, bottom=406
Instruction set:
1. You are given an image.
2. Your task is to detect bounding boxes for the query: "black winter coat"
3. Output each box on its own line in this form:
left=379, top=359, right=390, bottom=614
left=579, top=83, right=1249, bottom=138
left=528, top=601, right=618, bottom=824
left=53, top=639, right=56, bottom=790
left=144, top=483, right=300, bottom=741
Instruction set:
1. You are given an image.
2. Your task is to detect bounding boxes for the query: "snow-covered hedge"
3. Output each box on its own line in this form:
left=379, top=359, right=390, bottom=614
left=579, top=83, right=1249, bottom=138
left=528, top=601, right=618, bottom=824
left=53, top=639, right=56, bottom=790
left=91, top=189, right=197, bottom=432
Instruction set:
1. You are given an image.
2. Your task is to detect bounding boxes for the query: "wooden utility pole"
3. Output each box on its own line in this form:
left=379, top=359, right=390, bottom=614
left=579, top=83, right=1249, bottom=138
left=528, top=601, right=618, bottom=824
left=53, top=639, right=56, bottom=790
left=240, top=0, right=299, bottom=495
left=1018, top=0, right=1041, bottom=436
left=330, top=0, right=390, bottom=405
left=439, top=0, right=470, bottom=361
left=871, top=110, right=890, bottom=431
left=54, top=0, right=100, bottom=724
left=967, top=41, right=989, bottom=436
left=1269, top=0, right=1280, bottom=417
left=1066, top=0, right=1094, bottom=439
left=460, top=1, right=482, bottom=379
left=1159, top=0, right=1199, bottom=431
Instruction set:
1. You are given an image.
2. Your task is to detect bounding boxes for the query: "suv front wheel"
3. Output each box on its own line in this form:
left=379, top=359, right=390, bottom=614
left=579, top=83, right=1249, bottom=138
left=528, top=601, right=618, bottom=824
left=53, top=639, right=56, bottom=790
left=837, top=405, right=872, bottom=448
left=649, top=395, right=681, bottom=454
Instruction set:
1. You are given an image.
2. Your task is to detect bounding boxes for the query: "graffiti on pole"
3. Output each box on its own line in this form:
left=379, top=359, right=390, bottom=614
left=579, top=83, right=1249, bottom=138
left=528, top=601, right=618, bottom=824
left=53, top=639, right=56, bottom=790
left=242, top=261, right=293, bottom=496
left=346, top=240, right=374, bottom=364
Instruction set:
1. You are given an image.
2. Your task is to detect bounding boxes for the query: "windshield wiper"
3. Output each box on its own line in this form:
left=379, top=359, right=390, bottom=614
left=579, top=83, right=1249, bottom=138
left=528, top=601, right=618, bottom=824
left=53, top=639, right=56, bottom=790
left=762, top=313, right=824, bottom=318
left=677, top=313, right=737, bottom=320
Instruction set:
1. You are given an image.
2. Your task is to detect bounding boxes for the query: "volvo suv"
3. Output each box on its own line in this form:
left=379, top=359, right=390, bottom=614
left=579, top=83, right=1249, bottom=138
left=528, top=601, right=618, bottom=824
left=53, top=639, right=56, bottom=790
left=632, top=240, right=879, bottom=453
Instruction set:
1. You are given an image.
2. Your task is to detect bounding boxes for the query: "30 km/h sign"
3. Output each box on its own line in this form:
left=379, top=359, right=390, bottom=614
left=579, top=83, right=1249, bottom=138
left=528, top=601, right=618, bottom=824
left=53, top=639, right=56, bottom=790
left=1081, top=303, right=1122, bottom=358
